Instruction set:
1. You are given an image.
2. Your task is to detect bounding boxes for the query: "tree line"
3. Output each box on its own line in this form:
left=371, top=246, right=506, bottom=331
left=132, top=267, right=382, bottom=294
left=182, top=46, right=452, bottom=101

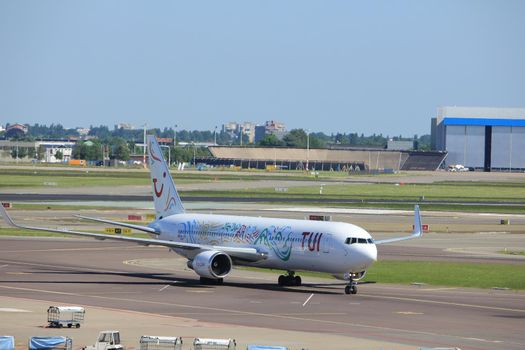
left=2, top=123, right=431, bottom=162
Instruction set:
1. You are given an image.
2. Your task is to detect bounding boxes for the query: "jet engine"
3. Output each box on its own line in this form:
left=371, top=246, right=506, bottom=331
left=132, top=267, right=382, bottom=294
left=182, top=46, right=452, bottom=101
left=189, top=250, right=232, bottom=279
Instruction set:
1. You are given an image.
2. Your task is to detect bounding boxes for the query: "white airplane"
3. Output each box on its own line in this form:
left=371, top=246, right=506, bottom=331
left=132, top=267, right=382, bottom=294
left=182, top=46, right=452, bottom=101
left=0, top=135, right=423, bottom=295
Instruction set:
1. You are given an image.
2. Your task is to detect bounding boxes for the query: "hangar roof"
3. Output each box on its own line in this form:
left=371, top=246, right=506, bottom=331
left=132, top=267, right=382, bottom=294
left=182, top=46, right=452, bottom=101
left=443, top=117, right=525, bottom=127
left=437, top=106, right=525, bottom=124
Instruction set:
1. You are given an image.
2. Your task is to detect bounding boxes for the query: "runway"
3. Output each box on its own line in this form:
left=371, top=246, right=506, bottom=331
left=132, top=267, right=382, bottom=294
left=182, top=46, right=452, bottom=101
left=1, top=237, right=524, bottom=350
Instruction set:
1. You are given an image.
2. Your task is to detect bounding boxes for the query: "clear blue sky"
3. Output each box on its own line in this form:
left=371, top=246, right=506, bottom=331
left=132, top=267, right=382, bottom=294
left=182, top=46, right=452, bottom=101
left=1, top=1, right=524, bottom=136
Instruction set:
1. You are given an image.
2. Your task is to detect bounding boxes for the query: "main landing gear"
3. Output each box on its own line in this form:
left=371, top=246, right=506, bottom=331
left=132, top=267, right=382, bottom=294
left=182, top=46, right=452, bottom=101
left=278, top=271, right=302, bottom=287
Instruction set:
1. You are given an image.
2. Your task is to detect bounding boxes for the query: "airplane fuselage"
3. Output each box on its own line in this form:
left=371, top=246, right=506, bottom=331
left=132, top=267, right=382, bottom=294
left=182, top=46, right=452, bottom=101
left=151, top=213, right=378, bottom=275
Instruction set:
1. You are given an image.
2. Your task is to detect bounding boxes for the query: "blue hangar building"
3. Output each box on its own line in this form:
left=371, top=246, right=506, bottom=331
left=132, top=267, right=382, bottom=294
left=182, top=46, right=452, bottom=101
left=432, top=106, right=525, bottom=172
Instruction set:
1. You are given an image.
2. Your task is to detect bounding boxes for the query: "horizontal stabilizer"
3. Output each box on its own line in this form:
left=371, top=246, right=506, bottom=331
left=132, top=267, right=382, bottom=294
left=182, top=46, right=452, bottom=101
left=74, top=215, right=159, bottom=235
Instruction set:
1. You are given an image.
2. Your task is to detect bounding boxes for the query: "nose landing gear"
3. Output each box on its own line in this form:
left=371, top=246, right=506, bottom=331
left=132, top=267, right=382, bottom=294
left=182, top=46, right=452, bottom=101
left=343, top=271, right=366, bottom=295
left=278, top=271, right=302, bottom=287
left=344, top=279, right=358, bottom=294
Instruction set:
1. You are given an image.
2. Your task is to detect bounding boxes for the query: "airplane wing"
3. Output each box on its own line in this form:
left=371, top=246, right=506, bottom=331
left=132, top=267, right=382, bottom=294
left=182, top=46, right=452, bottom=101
left=374, top=205, right=423, bottom=245
left=0, top=206, right=267, bottom=262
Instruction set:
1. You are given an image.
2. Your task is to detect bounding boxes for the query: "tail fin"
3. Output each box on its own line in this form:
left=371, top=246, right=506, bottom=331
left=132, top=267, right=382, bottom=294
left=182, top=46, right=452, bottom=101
left=147, top=135, right=185, bottom=219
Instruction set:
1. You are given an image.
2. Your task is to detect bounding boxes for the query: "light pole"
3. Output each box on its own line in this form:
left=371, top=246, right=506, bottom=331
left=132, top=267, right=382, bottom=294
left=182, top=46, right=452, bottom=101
left=142, top=123, right=147, bottom=166
left=173, top=124, right=178, bottom=146
left=306, top=129, right=310, bottom=171
left=214, top=126, right=217, bottom=145
left=192, top=141, right=196, bottom=167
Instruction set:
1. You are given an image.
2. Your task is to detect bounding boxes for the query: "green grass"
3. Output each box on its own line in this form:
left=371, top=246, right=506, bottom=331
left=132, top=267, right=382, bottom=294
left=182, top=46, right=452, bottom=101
left=0, top=168, right=319, bottom=188
left=365, top=261, right=525, bottom=289
left=240, top=261, right=525, bottom=290
left=186, top=181, right=525, bottom=203
left=498, top=250, right=525, bottom=256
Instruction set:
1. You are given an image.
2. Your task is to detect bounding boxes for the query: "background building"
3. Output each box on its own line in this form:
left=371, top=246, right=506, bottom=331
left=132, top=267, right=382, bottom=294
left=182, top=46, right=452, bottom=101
left=432, top=106, right=525, bottom=171
left=254, top=120, right=287, bottom=143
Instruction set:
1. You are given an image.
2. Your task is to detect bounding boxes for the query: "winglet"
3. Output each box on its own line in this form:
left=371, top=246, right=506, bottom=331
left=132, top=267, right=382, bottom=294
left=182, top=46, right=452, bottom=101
left=413, top=204, right=422, bottom=237
left=0, top=204, right=19, bottom=228
left=374, top=205, right=424, bottom=245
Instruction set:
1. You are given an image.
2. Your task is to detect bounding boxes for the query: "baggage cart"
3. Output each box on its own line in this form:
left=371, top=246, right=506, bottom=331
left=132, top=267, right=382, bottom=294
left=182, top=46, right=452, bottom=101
left=139, top=336, right=183, bottom=350
left=47, top=306, right=85, bottom=328
left=193, top=338, right=236, bottom=350
left=29, top=336, right=72, bottom=350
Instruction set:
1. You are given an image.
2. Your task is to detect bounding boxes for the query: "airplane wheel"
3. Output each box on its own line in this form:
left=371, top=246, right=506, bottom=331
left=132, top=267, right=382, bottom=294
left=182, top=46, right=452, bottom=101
left=294, top=276, right=302, bottom=286
left=351, top=285, right=357, bottom=294
left=217, top=278, right=224, bottom=285
left=344, top=286, right=351, bottom=294
left=278, top=275, right=285, bottom=286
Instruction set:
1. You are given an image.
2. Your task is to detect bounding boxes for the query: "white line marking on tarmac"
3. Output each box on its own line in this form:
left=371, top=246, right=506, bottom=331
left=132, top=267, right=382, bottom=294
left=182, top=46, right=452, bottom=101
left=0, top=285, right=520, bottom=347
left=421, top=287, right=458, bottom=292
left=303, top=293, right=314, bottom=306
left=159, top=285, right=170, bottom=292
left=465, top=337, right=503, bottom=343
left=0, top=285, right=512, bottom=345
left=361, top=294, right=525, bottom=313
left=0, top=264, right=8, bottom=268
left=0, top=308, right=31, bottom=313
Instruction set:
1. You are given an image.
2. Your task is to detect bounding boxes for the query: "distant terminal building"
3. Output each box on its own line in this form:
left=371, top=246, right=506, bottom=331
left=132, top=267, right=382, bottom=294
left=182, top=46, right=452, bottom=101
left=203, top=146, right=446, bottom=172
left=387, top=140, right=414, bottom=151
left=432, top=106, right=525, bottom=171
left=0, top=140, right=75, bottom=163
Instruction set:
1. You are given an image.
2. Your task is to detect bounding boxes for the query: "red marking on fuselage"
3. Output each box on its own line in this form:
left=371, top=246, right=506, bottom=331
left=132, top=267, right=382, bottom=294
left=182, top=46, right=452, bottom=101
left=153, top=178, right=164, bottom=197
left=302, top=231, right=322, bottom=252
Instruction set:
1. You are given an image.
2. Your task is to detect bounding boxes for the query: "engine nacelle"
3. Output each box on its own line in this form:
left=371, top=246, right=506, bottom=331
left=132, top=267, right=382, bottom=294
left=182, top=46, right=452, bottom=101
left=332, top=270, right=367, bottom=281
left=190, top=250, right=232, bottom=279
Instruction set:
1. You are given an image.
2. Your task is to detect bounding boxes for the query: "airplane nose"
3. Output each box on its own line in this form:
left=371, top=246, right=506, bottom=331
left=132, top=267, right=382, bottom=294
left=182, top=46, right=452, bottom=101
left=369, top=244, right=378, bottom=262
left=360, top=245, right=377, bottom=267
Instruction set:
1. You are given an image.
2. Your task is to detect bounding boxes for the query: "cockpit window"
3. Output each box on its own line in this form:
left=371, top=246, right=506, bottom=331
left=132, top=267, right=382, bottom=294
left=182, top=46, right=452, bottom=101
left=345, top=237, right=373, bottom=244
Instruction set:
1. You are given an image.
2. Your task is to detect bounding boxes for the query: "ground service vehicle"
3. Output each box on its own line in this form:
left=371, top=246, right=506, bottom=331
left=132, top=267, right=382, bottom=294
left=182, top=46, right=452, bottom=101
left=83, top=331, right=123, bottom=350
left=0, top=336, right=14, bottom=350
left=139, top=336, right=182, bottom=350
left=29, top=337, right=72, bottom=350
left=193, top=338, right=236, bottom=350
left=47, top=306, right=85, bottom=328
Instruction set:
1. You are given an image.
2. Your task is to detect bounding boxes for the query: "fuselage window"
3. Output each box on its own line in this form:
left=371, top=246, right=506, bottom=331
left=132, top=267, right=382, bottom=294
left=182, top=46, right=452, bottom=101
left=345, top=238, right=351, bottom=244
left=358, top=238, right=367, bottom=244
